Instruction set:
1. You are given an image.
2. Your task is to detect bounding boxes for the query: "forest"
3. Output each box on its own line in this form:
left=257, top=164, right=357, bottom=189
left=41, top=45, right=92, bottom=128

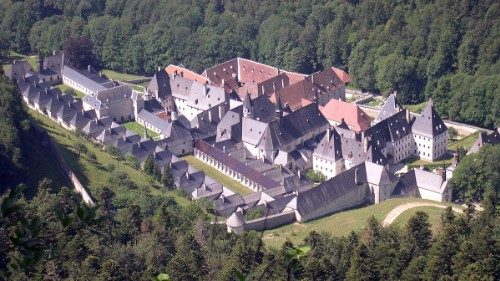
left=0, top=0, right=498, bottom=128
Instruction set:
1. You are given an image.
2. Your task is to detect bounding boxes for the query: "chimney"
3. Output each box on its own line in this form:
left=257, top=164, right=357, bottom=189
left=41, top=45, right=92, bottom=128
left=185, top=170, right=190, bottom=179
left=363, top=137, right=368, bottom=153
left=434, top=168, right=446, bottom=182
left=218, top=103, right=227, bottom=120
left=203, top=183, right=207, bottom=191
left=281, top=78, right=285, bottom=89
left=221, top=78, right=225, bottom=87
left=452, top=152, right=460, bottom=167
left=157, top=66, right=161, bottom=72
left=220, top=194, right=225, bottom=203
left=261, top=85, right=265, bottom=95
left=208, top=110, right=213, bottom=123
left=99, top=71, right=103, bottom=77
left=222, top=146, right=226, bottom=153
left=173, top=70, right=177, bottom=77
left=326, top=127, right=331, bottom=140
left=52, top=50, right=56, bottom=56
left=272, top=81, right=276, bottom=92
left=297, top=169, right=301, bottom=179
left=87, top=65, right=91, bottom=72
left=406, top=109, right=411, bottom=123
left=38, top=56, right=43, bottom=72
left=354, top=168, right=360, bottom=185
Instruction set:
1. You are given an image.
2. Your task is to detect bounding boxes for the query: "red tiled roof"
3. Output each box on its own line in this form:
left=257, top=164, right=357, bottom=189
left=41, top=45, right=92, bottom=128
left=270, top=78, right=323, bottom=111
left=165, top=65, right=209, bottom=84
left=332, top=67, right=351, bottom=84
left=319, top=99, right=371, bottom=132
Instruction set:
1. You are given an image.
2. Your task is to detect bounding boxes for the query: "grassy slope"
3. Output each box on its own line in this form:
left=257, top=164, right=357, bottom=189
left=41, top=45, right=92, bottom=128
left=122, top=121, right=160, bottom=138
left=28, top=109, right=191, bottom=207
left=392, top=206, right=446, bottom=234
left=182, top=155, right=254, bottom=195
left=102, top=69, right=148, bottom=81
left=263, top=198, right=461, bottom=248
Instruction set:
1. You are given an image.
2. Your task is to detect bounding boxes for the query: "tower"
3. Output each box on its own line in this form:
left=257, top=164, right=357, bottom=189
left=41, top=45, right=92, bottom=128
left=275, top=92, right=283, bottom=125
left=242, top=92, right=253, bottom=119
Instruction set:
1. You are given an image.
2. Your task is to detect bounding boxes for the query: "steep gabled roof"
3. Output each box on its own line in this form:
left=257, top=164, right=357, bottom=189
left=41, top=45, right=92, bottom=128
left=147, top=69, right=171, bottom=99
left=313, top=128, right=343, bottom=161
left=412, top=100, right=447, bottom=138
left=319, top=99, right=371, bottom=132
left=375, top=94, right=403, bottom=123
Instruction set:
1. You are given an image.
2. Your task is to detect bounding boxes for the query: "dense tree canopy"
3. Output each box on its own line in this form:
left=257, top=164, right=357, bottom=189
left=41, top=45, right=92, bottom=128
left=0, top=0, right=498, bottom=127
left=451, top=144, right=500, bottom=201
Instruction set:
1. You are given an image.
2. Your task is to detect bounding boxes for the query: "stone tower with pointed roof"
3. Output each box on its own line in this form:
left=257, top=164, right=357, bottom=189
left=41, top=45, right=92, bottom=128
left=242, top=92, right=254, bottom=119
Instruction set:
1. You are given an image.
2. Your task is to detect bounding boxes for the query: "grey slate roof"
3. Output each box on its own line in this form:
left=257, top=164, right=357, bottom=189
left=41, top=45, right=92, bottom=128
left=250, top=103, right=328, bottom=151
left=214, top=193, right=245, bottom=216
left=294, top=162, right=370, bottom=217
left=375, top=94, right=403, bottom=122
left=314, top=128, right=343, bottom=161
left=393, top=168, right=445, bottom=196
left=365, top=109, right=412, bottom=149
left=468, top=130, right=500, bottom=154
left=147, top=70, right=171, bottom=99
left=62, top=65, right=109, bottom=94
left=412, top=100, right=447, bottom=138
left=195, top=139, right=281, bottom=189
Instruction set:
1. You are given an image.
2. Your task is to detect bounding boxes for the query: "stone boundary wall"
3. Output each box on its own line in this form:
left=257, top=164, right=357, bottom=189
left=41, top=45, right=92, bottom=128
left=124, top=78, right=151, bottom=84
left=47, top=140, right=95, bottom=205
left=243, top=210, right=296, bottom=231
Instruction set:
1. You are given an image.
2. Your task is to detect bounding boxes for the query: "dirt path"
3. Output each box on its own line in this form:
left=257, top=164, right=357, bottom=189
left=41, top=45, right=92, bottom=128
left=382, top=202, right=463, bottom=226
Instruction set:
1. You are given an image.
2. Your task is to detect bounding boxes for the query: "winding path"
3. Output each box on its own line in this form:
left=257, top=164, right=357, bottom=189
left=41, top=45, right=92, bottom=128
left=382, top=202, right=463, bottom=226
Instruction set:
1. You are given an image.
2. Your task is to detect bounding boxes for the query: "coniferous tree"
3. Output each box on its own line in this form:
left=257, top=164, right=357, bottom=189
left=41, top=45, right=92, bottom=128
left=346, top=243, right=378, bottom=281
left=161, top=165, right=175, bottom=190
left=143, top=154, right=155, bottom=176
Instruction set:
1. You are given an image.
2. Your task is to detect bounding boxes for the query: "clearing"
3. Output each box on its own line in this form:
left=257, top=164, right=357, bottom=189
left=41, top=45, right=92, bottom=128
left=182, top=155, right=254, bottom=195
left=262, top=197, right=461, bottom=248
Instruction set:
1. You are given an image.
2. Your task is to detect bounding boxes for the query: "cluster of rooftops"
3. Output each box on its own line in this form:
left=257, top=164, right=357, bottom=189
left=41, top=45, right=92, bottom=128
left=7, top=52, right=493, bottom=233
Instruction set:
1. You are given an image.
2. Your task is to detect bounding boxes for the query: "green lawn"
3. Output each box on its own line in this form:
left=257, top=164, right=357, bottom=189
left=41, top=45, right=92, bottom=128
left=55, top=84, right=86, bottom=99
left=102, top=69, right=148, bottom=81
left=364, top=99, right=383, bottom=107
left=182, top=155, right=254, bottom=195
left=404, top=155, right=453, bottom=170
left=392, top=206, right=446, bottom=234
left=122, top=121, right=160, bottom=139
left=28, top=109, right=192, bottom=207
left=263, top=198, right=460, bottom=249
left=403, top=101, right=427, bottom=113
left=448, top=132, right=479, bottom=152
